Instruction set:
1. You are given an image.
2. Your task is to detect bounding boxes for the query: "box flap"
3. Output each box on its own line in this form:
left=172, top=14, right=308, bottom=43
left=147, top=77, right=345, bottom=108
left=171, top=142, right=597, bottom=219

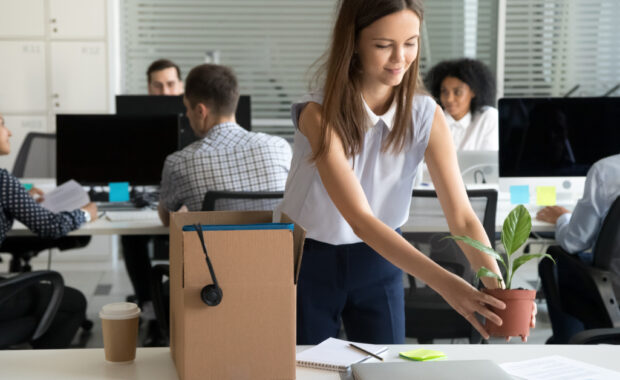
left=279, top=213, right=306, bottom=284
left=171, top=210, right=273, bottom=228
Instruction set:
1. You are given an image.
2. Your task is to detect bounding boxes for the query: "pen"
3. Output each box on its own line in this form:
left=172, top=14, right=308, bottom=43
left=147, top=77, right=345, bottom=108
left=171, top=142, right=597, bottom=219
left=349, top=343, right=384, bottom=361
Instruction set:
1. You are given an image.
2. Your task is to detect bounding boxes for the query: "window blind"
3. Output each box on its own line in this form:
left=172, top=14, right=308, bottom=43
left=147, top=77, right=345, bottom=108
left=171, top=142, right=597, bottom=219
left=503, top=0, right=620, bottom=98
left=121, top=0, right=336, bottom=138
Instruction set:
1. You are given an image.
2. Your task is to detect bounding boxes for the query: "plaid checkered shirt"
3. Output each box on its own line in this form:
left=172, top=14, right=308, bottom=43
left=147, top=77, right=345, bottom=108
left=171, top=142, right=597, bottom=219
left=159, top=122, right=292, bottom=212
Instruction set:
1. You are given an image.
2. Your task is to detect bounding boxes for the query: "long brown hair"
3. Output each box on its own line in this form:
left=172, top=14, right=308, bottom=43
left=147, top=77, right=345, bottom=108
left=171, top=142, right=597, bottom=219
left=312, top=0, right=424, bottom=161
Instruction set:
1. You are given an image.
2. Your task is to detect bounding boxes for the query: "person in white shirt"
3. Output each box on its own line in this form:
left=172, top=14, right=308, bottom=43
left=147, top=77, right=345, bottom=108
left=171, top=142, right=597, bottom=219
left=536, top=154, right=620, bottom=343
left=276, top=0, right=537, bottom=346
left=425, top=58, right=498, bottom=151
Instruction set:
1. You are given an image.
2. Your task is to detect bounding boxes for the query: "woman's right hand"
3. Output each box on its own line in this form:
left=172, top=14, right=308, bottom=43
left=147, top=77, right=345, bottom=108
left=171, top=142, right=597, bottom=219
left=81, top=202, right=98, bottom=222
left=436, top=274, right=505, bottom=340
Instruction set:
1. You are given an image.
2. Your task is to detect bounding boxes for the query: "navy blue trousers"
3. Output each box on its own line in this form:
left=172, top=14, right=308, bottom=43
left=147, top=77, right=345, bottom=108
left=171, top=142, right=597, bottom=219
left=297, top=237, right=405, bottom=345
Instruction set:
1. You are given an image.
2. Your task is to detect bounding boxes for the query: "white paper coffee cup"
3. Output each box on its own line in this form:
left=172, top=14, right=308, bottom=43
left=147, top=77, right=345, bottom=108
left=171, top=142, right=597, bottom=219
left=100, top=302, right=141, bottom=364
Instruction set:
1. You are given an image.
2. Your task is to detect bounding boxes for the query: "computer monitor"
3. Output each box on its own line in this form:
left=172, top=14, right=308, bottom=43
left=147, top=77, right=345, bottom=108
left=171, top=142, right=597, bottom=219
left=115, top=94, right=252, bottom=149
left=56, top=114, right=180, bottom=186
left=498, top=97, right=620, bottom=197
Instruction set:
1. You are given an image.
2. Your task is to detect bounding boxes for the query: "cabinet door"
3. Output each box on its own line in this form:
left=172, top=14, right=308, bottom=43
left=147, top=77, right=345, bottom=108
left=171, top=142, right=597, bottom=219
left=49, top=0, right=106, bottom=39
left=0, top=42, right=47, bottom=113
left=0, top=0, right=45, bottom=37
left=0, top=115, right=48, bottom=172
left=50, top=42, right=108, bottom=113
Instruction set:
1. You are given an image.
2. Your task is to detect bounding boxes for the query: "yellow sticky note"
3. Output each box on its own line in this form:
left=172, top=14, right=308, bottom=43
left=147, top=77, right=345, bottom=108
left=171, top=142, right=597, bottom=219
left=536, top=186, right=556, bottom=206
left=399, top=348, right=446, bottom=361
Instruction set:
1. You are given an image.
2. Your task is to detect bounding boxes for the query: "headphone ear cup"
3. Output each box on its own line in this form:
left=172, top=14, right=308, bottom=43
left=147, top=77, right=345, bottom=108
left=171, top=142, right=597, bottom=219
left=201, top=284, right=223, bottom=306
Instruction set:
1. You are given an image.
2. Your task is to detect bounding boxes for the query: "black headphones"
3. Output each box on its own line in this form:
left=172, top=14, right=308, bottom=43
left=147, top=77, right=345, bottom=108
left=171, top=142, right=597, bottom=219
left=194, top=224, right=223, bottom=306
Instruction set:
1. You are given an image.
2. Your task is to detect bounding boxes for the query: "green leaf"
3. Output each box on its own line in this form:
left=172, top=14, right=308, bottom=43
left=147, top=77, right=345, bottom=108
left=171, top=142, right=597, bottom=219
left=501, top=205, right=532, bottom=256
left=511, top=253, right=556, bottom=279
left=475, top=266, right=504, bottom=287
left=442, top=235, right=505, bottom=266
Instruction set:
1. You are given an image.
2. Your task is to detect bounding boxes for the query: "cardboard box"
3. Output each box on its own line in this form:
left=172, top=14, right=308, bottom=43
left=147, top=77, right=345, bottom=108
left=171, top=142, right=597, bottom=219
left=169, top=211, right=305, bottom=380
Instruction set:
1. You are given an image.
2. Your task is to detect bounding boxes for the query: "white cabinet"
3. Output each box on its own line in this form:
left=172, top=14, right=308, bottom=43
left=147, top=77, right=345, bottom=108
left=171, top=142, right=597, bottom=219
left=0, top=41, right=47, bottom=113
left=49, top=0, right=106, bottom=39
left=0, top=0, right=46, bottom=37
left=0, top=115, right=47, bottom=171
left=51, top=42, right=108, bottom=113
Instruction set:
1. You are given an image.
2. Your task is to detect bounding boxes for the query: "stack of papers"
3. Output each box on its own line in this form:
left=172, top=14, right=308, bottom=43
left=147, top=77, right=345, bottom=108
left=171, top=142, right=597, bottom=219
left=40, top=180, right=89, bottom=213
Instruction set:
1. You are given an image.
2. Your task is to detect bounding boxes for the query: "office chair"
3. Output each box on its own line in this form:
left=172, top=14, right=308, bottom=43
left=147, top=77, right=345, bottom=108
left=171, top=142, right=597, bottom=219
left=11, top=132, right=56, bottom=178
left=568, top=328, right=620, bottom=344
left=150, top=190, right=285, bottom=342
left=0, top=271, right=63, bottom=348
left=403, top=189, right=497, bottom=344
left=539, top=196, right=620, bottom=340
left=1, top=132, right=90, bottom=272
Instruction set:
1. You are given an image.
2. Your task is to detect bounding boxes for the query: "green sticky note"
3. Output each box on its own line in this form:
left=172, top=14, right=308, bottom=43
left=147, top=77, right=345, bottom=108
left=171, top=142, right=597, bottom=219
left=536, top=186, right=556, bottom=206
left=399, top=348, right=446, bottom=361
left=23, top=183, right=33, bottom=191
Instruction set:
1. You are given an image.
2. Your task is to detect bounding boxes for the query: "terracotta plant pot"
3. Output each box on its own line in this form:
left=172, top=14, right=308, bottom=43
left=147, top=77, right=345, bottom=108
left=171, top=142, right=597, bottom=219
left=483, top=288, right=536, bottom=339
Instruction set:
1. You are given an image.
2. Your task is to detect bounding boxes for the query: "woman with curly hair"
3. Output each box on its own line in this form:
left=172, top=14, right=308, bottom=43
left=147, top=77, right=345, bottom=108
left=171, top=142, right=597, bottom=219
left=425, top=58, right=498, bottom=150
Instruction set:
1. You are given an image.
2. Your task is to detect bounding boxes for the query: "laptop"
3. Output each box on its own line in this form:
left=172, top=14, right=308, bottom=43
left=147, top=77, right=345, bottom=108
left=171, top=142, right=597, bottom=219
left=457, top=150, right=499, bottom=184
left=351, top=360, right=513, bottom=380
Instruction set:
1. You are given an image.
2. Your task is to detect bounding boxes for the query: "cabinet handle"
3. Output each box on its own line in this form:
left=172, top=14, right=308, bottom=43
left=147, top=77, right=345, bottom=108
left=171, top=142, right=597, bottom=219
left=51, top=18, right=57, bottom=23
left=52, top=94, right=59, bottom=98
left=55, top=102, right=60, bottom=107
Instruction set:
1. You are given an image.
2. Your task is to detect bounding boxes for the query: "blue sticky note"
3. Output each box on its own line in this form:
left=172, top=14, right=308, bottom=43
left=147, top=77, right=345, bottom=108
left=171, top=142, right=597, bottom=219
left=510, top=185, right=530, bottom=205
left=109, top=182, right=130, bottom=202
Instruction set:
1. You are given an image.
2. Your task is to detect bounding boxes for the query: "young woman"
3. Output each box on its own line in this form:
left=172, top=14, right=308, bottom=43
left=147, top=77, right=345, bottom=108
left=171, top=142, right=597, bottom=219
left=0, top=113, right=97, bottom=348
left=277, top=0, right=531, bottom=345
left=425, top=58, right=498, bottom=151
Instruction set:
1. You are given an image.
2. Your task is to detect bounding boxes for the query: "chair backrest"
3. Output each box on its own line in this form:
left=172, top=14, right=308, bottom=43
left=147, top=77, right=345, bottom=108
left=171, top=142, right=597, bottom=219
left=592, top=195, right=620, bottom=270
left=408, top=189, right=497, bottom=283
left=12, top=133, right=56, bottom=178
left=202, top=190, right=284, bottom=211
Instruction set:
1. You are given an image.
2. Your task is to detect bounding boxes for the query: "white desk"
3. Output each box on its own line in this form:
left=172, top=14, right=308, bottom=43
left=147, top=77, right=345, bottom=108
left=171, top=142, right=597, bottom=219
left=9, top=215, right=168, bottom=236
left=1, top=345, right=619, bottom=379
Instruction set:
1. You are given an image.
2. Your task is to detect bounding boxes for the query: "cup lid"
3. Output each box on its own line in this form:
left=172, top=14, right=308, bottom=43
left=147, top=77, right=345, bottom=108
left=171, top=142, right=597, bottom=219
left=99, top=302, right=141, bottom=320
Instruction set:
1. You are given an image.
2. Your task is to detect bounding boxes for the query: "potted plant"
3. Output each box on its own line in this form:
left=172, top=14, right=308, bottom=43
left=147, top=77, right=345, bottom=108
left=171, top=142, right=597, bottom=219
left=445, top=204, right=554, bottom=339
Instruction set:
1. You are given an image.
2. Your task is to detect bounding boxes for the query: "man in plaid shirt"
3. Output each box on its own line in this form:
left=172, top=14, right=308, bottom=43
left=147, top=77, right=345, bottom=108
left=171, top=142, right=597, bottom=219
left=158, top=63, right=291, bottom=224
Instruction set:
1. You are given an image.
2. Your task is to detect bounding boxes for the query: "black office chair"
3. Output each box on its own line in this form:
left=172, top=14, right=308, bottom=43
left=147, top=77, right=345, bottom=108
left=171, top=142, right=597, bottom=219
left=403, top=189, right=498, bottom=344
left=539, top=196, right=620, bottom=340
left=150, top=190, right=285, bottom=343
left=11, top=132, right=56, bottom=179
left=0, top=271, right=63, bottom=348
left=568, top=328, right=620, bottom=344
left=1, top=132, right=90, bottom=272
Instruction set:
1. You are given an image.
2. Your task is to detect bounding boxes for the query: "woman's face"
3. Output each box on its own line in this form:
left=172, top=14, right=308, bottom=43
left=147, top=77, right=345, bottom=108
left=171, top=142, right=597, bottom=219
left=0, top=114, right=11, bottom=155
left=356, top=9, right=420, bottom=90
left=440, top=76, right=476, bottom=121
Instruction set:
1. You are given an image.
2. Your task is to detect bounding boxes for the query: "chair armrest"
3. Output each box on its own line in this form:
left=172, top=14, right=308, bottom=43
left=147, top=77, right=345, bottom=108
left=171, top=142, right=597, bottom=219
left=0, top=270, right=64, bottom=340
left=569, top=328, right=620, bottom=344
left=551, top=246, right=620, bottom=328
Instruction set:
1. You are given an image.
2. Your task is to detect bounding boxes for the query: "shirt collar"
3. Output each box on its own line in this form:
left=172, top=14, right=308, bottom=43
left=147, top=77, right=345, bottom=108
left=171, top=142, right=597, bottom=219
left=204, top=122, right=239, bottom=139
left=362, top=96, right=397, bottom=131
left=445, top=111, right=472, bottom=129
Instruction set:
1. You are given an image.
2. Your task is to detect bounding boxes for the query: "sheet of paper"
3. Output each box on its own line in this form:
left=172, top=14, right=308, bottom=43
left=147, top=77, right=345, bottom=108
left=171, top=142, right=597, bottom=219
left=40, top=180, right=89, bottom=213
left=536, top=186, right=557, bottom=206
left=500, top=355, right=620, bottom=380
left=510, top=185, right=530, bottom=205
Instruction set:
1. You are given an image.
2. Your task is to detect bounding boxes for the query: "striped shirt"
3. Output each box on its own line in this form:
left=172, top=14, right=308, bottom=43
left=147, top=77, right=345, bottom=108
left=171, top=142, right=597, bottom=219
left=159, top=122, right=292, bottom=212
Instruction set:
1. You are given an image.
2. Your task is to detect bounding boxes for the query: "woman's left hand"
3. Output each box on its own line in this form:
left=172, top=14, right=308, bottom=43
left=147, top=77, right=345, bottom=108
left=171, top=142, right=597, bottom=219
left=28, top=187, right=45, bottom=203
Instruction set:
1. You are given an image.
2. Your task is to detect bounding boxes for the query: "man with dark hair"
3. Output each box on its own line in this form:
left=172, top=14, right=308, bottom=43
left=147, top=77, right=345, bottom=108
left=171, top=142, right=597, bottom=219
left=158, top=64, right=291, bottom=225
left=146, top=59, right=184, bottom=95
left=121, top=58, right=185, bottom=347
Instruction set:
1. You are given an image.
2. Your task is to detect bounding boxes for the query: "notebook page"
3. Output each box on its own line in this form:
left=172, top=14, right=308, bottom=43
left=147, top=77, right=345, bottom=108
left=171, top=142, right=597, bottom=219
left=296, top=337, right=387, bottom=372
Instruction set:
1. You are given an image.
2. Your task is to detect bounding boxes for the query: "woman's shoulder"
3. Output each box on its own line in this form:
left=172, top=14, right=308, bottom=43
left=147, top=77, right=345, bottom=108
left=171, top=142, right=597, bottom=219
left=474, top=106, right=498, bottom=126
left=0, top=168, right=12, bottom=181
left=291, top=92, right=324, bottom=130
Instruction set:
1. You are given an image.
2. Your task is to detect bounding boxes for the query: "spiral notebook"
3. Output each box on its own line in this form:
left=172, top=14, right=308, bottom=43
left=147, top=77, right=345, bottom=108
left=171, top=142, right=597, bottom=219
left=296, top=337, right=388, bottom=372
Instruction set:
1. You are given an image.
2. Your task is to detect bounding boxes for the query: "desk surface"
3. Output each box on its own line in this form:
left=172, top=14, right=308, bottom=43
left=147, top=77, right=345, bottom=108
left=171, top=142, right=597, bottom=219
left=1, top=345, right=619, bottom=379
